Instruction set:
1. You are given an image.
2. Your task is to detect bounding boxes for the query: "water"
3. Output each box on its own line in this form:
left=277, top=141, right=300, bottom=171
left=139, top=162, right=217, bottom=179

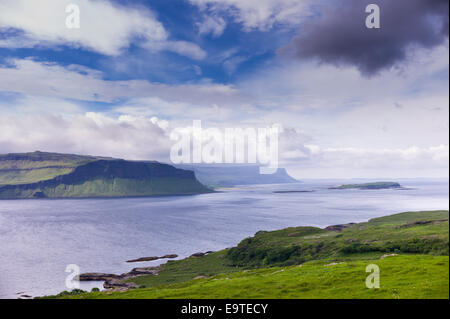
left=0, top=179, right=448, bottom=299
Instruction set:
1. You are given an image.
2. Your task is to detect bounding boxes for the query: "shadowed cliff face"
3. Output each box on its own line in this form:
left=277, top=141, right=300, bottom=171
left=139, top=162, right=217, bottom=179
left=0, top=155, right=211, bottom=199
left=57, top=160, right=197, bottom=182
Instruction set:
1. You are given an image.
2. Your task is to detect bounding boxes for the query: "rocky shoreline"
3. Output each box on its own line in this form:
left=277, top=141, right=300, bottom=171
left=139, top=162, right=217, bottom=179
left=77, top=266, right=161, bottom=290
left=77, top=251, right=215, bottom=291
left=126, top=254, right=178, bottom=263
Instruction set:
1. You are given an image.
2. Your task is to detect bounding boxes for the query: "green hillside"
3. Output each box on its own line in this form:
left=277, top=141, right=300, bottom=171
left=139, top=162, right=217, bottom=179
left=0, top=152, right=211, bottom=199
left=51, top=255, right=448, bottom=299
left=0, top=151, right=99, bottom=185
left=45, top=210, right=449, bottom=299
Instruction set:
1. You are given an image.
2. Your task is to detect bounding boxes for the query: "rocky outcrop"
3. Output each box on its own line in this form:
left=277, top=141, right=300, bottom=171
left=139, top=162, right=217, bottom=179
left=189, top=251, right=214, bottom=258
left=127, top=267, right=160, bottom=276
left=380, top=254, right=398, bottom=259
left=77, top=266, right=161, bottom=290
left=126, top=254, right=178, bottom=263
left=77, top=273, right=122, bottom=281
left=324, top=223, right=356, bottom=232
left=77, top=251, right=213, bottom=290
left=397, top=219, right=449, bottom=229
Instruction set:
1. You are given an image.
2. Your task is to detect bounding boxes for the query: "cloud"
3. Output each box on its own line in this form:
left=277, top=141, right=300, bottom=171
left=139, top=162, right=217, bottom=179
left=279, top=0, right=449, bottom=75
left=0, top=0, right=205, bottom=59
left=240, top=43, right=449, bottom=114
left=223, top=55, right=247, bottom=74
left=263, top=126, right=450, bottom=175
left=284, top=144, right=449, bottom=179
left=0, top=34, right=448, bottom=178
left=0, top=58, right=243, bottom=106
left=197, top=14, right=227, bottom=37
left=190, top=0, right=311, bottom=31
left=1, top=106, right=447, bottom=179
left=305, top=145, right=450, bottom=167
left=0, top=112, right=172, bottom=161
left=144, top=40, right=207, bottom=60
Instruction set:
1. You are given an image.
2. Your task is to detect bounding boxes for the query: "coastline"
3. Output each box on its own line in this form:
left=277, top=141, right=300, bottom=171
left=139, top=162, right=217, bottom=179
left=45, top=210, right=449, bottom=298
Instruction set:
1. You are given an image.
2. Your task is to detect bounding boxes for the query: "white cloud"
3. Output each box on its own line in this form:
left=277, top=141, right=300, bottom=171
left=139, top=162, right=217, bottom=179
left=0, top=91, right=448, bottom=179
left=238, top=44, right=449, bottom=150
left=285, top=144, right=450, bottom=178
left=223, top=55, right=247, bottom=74
left=0, top=112, right=172, bottom=161
left=190, top=0, right=312, bottom=31
left=147, top=40, right=207, bottom=60
left=196, top=14, right=227, bottom=37
left=0, top=0, right=205, bottom=59
left=0, top=58, right=242, bottom=105
left=306, top=145, right=450, bottom=167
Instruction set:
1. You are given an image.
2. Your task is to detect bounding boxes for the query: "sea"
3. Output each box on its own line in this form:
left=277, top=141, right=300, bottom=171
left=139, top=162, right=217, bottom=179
left=0, top=178, right=448, bottom=298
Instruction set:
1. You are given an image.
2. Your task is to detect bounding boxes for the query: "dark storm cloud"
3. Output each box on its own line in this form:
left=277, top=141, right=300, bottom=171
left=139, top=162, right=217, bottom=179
left=280, top=0, right=449, bottom=75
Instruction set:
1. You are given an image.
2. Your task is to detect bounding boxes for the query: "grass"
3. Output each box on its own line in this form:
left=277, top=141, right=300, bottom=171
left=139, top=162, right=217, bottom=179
left=0, top=167, right=74, bottom=185
left=49, top=255, right=449, bottom=299
left=0, top=177, right=211, bottom=199
left=129, top=250, right=238, bottom=288
left=0, top=151, right=97, bottom=185
left=43, top=210, right=449, bottom=299
left=225, top=210, right=449, bottom=268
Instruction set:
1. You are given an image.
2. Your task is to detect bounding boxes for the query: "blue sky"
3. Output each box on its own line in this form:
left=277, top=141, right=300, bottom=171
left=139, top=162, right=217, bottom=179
left=0, top=0, right=448, bottom=178
left=0, top=0, right=295, bottom=84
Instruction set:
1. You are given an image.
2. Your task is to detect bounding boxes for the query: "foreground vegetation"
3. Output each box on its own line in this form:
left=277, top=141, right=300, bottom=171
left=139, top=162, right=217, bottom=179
left=45, top=210, right=449, bottom=299
left=51, top=255, right=449, bottom=299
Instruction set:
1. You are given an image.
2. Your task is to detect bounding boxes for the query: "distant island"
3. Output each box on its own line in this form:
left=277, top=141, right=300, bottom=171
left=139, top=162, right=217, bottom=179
left=0, top=151, right=211, bottom=199
left=175, top=164, right=298, bottom=187
left=330, top=182, right=402, bottom=190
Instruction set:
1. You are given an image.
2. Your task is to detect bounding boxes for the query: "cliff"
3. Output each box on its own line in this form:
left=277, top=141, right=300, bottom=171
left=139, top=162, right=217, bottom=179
left=0, top=152, right=211, bottom=199
left=175, top=165, right=298, bottom=187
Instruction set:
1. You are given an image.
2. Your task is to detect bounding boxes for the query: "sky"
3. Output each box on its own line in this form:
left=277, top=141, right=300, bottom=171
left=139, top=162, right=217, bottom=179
left=0, top=0, right=448, bottom=179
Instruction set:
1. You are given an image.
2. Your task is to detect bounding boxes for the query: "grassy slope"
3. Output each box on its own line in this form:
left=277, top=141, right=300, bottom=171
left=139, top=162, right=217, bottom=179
left=46, top=210, right=449, bottom=299
left=55, top=255, right=449, bottom=299
left=224, top=210, right=448, bottom=268
left=0, top=152, right=97, bottom=185
left=0, top=167, right=74, bottom=186
left=0, top=177, right=210, bottom=199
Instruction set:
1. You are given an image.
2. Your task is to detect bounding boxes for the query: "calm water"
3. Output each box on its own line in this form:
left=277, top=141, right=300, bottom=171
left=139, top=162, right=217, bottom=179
left=0, top=179, right=448, bottom=298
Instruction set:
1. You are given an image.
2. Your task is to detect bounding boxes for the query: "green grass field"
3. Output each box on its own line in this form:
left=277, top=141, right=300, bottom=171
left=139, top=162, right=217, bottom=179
left=0, top=151, right=96, bottom=185
left=44, top=210, right=449, bottom=299
left=52, top=255, right=449, bottom=299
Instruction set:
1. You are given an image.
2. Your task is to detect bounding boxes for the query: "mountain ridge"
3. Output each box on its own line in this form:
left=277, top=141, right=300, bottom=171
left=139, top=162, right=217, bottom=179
left=0, top=152, right=211, bottom=199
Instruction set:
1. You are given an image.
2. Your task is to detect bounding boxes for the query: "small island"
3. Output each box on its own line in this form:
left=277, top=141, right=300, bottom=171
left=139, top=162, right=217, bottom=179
left=330, top=182, right=402, bottom=190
